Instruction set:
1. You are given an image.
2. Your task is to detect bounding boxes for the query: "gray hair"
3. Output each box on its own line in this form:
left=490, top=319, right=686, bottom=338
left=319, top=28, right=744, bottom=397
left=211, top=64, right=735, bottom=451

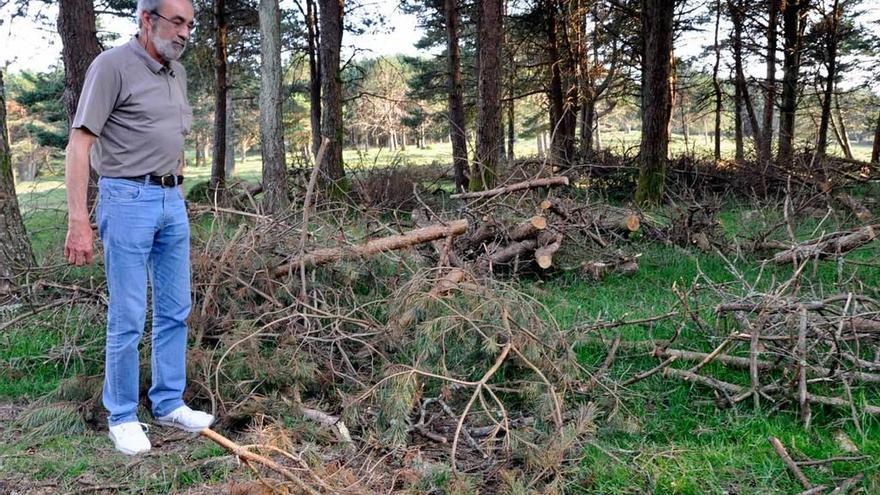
left=136, top=0, right=163, bottom=28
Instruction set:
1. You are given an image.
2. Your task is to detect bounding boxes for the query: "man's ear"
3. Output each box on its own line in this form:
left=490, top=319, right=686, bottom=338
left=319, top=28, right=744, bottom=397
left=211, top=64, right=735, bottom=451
left=140, top=10, right=153, bottom=31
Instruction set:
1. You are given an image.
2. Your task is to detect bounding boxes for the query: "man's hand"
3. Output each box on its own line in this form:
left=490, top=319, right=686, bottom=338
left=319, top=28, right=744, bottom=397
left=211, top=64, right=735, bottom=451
left=65, top=217, right=94, bottom=266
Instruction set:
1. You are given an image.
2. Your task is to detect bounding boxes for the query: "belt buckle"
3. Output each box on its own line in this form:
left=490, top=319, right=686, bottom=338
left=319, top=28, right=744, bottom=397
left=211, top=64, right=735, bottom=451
left=160, top=174, right=173, bottom=187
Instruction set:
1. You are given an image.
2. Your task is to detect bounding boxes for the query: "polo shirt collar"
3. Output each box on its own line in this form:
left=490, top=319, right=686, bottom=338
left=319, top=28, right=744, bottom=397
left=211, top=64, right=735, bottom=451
left=129, top=35, right=168, bottom=75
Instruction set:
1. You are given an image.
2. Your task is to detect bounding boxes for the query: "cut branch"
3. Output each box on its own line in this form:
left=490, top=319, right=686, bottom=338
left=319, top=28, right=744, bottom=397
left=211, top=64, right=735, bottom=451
left=273, top=220, right=468, bottom=276
left=450, top=176, right=569, bottom=199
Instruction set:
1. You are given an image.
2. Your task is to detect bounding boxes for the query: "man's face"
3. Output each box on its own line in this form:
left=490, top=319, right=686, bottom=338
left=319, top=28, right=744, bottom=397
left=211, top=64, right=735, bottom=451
left=144, top=0, right=195, bottom=62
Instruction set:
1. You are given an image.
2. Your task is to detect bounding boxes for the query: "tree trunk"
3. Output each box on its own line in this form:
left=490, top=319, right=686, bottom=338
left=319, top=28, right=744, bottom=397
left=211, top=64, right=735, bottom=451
left=545, top=2, right=567, bottom=166
left=778, top=0, right=804, bottom=164
left=306, top=0, right=322, bottom=158
left=259, top=0, right=289, bottom=214
left=871, top=110, right=880, bottom=164
left=816, top=0, right=840, bottom=158
left=445, top=0, right=469, bottom=192
left=507, top=95, right=515, bottom=163
left=582, top=101, right=595, bottom=155
left=635, top=0, right=674, bottom=204
left=832, top=93, right=853, bottom=159
left=195, top=134, right=205, bottom=167
left=762, top=0, right=780, bottom=162
left=318, top=0, right=346, bottom=191
left=211, top=0, right=229, bottom=192
left=730, top=0, right=745, bottom=162
left=57, top=0, right=103, bottom=213
left=470, top=0, right=503, bottom=191
left=712, top=0, right=722, bottom=161
left=0, top=70, right=35, bottom=298
left=224, top=92, right=235, bottom=178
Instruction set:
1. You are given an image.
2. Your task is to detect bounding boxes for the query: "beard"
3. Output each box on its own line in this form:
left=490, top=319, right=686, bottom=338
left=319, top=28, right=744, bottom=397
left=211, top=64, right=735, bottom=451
left=152, top=30, right=186, bottom=61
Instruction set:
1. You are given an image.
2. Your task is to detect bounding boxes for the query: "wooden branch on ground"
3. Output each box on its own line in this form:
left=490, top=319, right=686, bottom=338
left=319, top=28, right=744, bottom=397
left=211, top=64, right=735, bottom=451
left=653, top=347, right=880, bottom=383
left=450, top=176, right=569, bottom=199
left=769, top=436, right=813, bottom=489
left=200, top=428, right=321, bottom=495
left=664, top=367, right=880, bottom=414
left=772, top=225, right=878, bottom=264
left=273, top=219, right=468, bottom=277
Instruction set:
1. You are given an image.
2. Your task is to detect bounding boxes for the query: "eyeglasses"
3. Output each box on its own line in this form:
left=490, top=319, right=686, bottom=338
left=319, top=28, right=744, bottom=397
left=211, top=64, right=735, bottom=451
left=151, top=11, right=196, bottom=32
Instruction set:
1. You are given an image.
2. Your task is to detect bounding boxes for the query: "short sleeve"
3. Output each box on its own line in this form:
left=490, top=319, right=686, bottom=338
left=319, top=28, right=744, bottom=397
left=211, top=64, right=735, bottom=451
left=71, top=54, right=121, bottom=136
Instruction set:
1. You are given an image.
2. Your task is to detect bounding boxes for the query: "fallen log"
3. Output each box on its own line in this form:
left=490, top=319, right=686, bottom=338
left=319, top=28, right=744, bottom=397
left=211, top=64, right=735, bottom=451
left=273, top=219, right=468, bottom=277
left=466, top=218, right=500, bottom=249
left=772, top=225, right=878, bottom=264
left=450, top=176, right=569, bottom=200
left=510, top=215, right=548, bottom=241
left=475, top=238, right=538, bottom=273
left=534, top=234, right=563, bottom=269
left=599, top=212, right=641, bottom=234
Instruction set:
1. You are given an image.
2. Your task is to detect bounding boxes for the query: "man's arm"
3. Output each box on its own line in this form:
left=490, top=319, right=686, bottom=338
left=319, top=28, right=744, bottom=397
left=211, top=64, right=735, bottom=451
left=64, top=128, right=97, bottom=266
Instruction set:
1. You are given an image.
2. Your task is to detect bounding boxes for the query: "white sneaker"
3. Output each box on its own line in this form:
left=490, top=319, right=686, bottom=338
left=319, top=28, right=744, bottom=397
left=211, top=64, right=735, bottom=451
left=155, top=405, right=215, bottom=433
left=108, top=422, right=151, bottom=455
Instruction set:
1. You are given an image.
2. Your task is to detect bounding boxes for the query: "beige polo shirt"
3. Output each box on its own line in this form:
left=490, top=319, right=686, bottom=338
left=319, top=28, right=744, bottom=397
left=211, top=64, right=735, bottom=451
left=72, top=36, right=193, bottom=177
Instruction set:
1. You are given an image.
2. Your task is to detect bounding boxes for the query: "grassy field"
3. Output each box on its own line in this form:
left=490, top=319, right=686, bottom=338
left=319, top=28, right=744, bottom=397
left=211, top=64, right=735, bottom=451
left=2, top=146, right=879, bottom=493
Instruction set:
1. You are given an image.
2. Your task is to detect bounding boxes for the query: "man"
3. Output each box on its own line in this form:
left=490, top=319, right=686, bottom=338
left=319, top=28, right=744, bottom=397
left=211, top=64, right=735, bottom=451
left=64, top=0, right=213, bottom=455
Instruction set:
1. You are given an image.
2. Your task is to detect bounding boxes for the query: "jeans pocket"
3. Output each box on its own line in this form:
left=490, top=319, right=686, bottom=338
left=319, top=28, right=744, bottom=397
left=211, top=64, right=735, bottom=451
left=106, top=181, right=143, bottom=201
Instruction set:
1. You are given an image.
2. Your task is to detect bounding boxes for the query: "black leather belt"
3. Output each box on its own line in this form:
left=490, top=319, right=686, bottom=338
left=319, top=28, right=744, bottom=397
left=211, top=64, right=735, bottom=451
left=117, top=174, right=185, bottom=187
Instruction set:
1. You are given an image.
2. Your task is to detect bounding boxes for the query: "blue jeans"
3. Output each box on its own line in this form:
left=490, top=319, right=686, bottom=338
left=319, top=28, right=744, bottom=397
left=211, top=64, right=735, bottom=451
left=96, top=177, right=191, bottom=426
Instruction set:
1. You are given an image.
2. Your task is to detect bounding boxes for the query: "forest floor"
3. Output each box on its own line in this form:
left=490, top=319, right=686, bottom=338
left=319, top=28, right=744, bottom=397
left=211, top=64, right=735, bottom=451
left=2, top=153, right=879, bottom=494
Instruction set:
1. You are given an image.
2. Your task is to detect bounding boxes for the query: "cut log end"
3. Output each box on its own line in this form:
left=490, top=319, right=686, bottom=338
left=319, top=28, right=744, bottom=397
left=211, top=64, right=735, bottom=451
left=623, top=214, right=641, bottom=232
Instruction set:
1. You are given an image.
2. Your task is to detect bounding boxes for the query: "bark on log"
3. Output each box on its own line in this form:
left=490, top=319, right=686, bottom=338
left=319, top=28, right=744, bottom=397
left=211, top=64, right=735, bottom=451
left=450, top=176, right=569, bottom=200
left=465, top=219, right=500, bottom=249
left=509, top=215, right=548, bottom=241
left=475, top=238, right=538, bottom=273
left=772, top=225, right=877, bottom=264
left=534, top=233, right=563, bottom=269
left=412, top=209, right=465, bottom=268
left=273, top=220, right=468, bottom=276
